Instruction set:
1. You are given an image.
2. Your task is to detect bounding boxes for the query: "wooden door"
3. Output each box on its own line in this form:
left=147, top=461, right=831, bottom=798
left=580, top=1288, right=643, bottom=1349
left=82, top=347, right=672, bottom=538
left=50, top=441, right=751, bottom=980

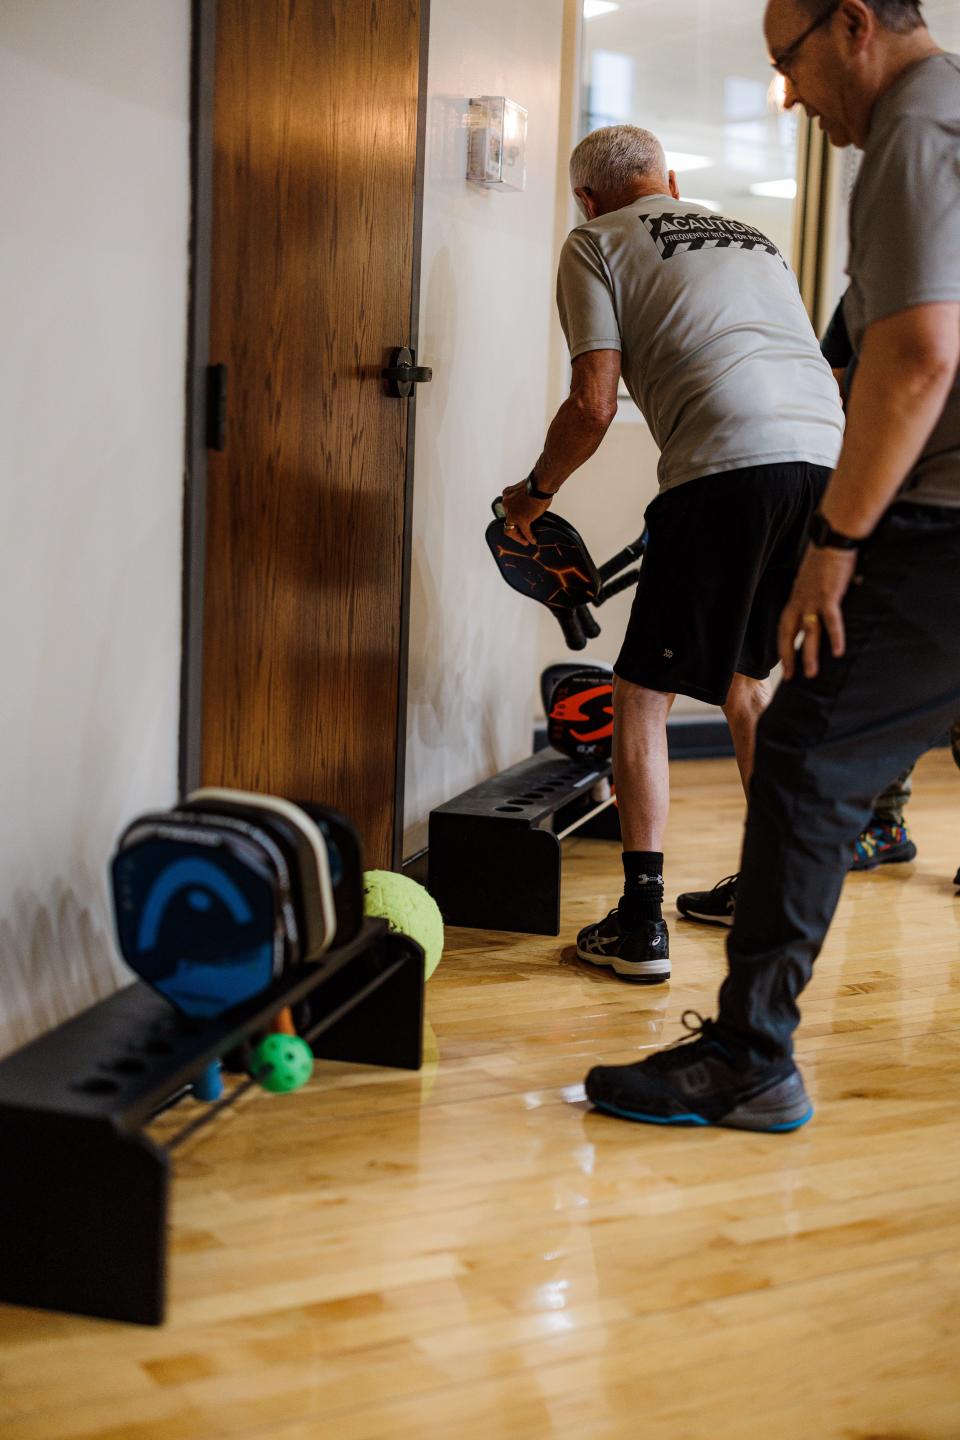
left=196, top=0, right=426, bottom=869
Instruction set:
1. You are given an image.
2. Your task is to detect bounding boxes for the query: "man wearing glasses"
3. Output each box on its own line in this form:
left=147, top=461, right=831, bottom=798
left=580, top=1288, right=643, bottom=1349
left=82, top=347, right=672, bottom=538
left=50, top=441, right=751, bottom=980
left=584, top=0, right=960, bottom=1131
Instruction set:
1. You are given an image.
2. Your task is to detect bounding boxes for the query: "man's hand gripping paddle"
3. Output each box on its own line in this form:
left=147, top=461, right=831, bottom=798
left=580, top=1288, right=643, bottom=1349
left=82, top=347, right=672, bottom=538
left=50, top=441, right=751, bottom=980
left=486, top=498, right=646, bottom=651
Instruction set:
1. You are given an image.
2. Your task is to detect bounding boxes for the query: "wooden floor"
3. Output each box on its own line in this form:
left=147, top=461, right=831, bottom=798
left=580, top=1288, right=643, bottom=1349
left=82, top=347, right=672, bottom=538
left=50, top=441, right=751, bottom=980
left=2, top=751, right=959, bottom=1439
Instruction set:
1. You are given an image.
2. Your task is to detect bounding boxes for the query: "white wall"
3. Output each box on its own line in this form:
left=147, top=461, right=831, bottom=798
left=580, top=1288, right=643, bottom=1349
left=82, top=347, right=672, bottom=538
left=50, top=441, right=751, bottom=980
left=0, top=1, right=190, bottom=1057
left=403, top=0, right=566, bottom=855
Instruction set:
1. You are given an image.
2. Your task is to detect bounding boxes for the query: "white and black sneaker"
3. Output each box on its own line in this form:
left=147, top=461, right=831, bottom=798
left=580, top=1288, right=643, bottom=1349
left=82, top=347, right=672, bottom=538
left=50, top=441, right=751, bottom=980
left=676, top=873, right=738, bottom=928
left=576, top=909, right=670, bottom=983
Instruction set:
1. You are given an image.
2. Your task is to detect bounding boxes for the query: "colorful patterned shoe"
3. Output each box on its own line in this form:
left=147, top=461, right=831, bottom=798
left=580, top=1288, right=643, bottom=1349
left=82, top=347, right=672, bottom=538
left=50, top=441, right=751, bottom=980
left=850, top=818, right=917, bottom=872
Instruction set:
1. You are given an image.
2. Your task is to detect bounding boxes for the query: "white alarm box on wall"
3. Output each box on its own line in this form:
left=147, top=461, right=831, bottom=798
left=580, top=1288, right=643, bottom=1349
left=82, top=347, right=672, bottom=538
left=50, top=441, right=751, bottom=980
left=467, top=96, right=527, bottom=191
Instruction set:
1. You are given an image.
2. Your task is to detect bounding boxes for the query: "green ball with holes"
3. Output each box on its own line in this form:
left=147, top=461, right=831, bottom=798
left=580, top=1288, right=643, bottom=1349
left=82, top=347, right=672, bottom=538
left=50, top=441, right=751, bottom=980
left=250, top=1033, right=314, bottom=1093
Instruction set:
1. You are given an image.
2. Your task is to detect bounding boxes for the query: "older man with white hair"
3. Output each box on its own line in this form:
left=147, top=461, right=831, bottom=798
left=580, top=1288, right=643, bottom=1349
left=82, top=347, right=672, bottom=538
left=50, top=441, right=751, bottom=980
left=501, top=123, right=843, bottom=982
left=584, top=0, right=960, bottom=1131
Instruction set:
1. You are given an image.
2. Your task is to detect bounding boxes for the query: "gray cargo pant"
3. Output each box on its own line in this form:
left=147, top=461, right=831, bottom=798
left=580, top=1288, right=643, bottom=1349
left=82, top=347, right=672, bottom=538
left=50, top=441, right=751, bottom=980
left=873, top=717, right=960, bottom=825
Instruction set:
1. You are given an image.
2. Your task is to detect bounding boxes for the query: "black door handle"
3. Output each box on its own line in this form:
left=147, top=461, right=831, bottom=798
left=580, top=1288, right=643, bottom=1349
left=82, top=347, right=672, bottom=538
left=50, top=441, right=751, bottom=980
left=382, top=347, right=433, bottom=398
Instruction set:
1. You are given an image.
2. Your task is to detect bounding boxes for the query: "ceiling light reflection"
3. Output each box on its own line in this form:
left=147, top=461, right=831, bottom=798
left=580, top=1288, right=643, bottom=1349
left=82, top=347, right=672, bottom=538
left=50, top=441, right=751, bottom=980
left=574, top=1143, right=596, bottom=1175
left=665, top=150, right=713, bottom=173
left=535, top=1279, right=570, bottom=1310
left=749, top=178, right=797, bottom=198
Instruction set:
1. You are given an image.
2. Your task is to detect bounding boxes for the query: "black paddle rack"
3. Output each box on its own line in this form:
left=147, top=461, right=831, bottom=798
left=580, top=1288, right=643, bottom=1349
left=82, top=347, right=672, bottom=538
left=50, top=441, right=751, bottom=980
left=428, top=746, right=619, bottom=935
left=0, top=919, right=423, bottom=1326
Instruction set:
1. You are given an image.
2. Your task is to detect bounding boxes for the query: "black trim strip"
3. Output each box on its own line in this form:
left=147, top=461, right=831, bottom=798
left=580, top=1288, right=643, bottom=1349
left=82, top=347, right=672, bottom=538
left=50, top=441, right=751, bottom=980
left=178, top=0, right=217, bottom=798
left=533, top=716, right=736, bottom=760
left=394, top=0, right=431, bottom=867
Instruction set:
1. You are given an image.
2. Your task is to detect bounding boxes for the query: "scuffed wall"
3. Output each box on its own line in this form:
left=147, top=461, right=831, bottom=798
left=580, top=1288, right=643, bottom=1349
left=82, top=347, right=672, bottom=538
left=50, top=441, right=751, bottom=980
left=0, top=1, right=189, bottom=1056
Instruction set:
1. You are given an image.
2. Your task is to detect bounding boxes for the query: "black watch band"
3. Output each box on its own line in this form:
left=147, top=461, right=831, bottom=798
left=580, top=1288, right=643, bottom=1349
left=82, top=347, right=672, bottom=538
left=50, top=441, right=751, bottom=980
left=525, top=472, right=556, bottom=502
left=809, top=511, right=860, bottom=551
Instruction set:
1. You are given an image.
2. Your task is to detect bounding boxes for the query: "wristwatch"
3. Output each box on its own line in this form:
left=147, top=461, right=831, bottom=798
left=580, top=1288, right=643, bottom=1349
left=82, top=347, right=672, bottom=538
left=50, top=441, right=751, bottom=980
left=808, top=511, right=861, bottom=550
left=525, top=472, right=556, bottom=502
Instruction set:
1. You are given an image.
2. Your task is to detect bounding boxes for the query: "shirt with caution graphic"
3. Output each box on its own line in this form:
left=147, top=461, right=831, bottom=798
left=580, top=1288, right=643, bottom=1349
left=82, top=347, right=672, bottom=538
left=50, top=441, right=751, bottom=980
left=556, top=194, right=843, bottom=493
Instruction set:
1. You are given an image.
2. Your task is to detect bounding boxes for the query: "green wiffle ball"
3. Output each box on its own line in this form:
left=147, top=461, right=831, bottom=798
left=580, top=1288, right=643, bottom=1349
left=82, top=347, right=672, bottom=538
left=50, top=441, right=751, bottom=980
left=250, top=1033, right=315, bottom=1093
left=363, top=869, right=444, bottom=980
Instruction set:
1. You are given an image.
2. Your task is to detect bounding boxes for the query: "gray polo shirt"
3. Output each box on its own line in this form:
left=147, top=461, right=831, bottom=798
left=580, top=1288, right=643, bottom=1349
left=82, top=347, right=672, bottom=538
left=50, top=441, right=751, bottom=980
left=556, top=198, right=844, bottom=493
left=843, top=52, right=960, bottom=508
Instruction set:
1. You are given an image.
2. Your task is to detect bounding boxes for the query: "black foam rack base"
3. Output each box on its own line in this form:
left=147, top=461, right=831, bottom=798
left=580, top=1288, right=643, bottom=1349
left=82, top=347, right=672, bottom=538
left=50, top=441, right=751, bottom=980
left=0, top=918, right=423, bottom=1326
left=428, top=747, right=620, bottom=935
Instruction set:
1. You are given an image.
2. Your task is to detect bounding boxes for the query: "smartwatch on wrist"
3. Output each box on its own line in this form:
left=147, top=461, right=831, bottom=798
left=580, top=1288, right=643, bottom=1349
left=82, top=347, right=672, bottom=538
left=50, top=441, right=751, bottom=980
left=808, top=511, right=861, bottom=551
left=525, top=472, right=556, bottom=502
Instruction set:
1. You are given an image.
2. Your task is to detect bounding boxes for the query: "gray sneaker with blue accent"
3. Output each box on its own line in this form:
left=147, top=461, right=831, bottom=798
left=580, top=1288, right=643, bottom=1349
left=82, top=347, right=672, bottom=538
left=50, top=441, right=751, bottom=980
left=585, top=1011, right=813, bottom=1132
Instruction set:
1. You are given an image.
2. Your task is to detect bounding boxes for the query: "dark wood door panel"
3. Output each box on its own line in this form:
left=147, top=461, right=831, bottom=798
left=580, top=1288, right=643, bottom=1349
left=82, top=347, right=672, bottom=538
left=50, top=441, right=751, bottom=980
left=201, top=0, right=422, bottom=868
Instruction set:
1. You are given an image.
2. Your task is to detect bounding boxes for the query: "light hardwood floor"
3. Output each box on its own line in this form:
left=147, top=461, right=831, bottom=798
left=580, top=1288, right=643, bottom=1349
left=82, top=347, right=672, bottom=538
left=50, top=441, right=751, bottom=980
left=1, top=750, right=958, bottom=1439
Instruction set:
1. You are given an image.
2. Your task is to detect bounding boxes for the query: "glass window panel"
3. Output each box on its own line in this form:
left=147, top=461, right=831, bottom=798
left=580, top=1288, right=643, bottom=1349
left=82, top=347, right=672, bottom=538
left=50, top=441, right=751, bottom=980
left=579, top=0, right=798, bottom=259
left=925, top=1, right=960, bottom=51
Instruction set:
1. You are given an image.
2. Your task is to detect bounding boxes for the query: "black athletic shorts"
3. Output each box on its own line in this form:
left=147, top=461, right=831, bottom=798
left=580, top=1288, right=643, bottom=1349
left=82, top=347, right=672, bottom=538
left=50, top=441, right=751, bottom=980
left=614, top=461, right=830, bottom=706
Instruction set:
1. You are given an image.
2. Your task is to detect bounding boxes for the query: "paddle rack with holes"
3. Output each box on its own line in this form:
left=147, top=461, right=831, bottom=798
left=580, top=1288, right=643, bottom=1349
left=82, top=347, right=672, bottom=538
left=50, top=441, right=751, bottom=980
left=428, top=746, right=619, bottom=934
left=0, top=918, right=423, bottom=1326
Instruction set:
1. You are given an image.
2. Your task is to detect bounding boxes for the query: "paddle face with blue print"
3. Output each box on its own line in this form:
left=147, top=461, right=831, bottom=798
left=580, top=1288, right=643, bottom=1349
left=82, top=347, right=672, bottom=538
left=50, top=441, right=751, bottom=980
left=111, top=836, right=281, bottom=1018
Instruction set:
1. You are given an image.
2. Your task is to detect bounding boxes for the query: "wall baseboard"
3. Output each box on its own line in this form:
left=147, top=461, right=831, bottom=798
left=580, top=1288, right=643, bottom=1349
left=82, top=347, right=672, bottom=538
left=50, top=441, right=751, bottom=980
left=401, top=849, right=429, bottom=885
left=406, top=722, right=954, bottom=874
left=532, top=715, right=735, bottom=761
left=664, top=715, right=735, bottom=759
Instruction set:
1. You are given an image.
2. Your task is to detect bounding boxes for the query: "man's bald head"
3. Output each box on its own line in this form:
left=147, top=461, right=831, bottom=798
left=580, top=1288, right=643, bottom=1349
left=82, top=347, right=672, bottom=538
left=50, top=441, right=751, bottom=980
left=765, top=0, right=925, bottom=44
left=794, top=0, right=924, bottom=31
left=764, top=0, right=808, bottom=32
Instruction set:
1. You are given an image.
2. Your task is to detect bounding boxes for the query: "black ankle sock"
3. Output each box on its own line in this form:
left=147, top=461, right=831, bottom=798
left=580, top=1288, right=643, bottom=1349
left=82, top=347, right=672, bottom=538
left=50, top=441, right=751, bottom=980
left=619, top=850, right=664, bottom=928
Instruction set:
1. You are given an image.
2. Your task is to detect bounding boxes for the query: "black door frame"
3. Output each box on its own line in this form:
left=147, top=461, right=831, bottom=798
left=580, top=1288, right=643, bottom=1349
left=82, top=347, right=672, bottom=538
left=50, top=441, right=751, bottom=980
left=178, top=0, right=217, bottom=805
left=178, top=0, right=430, bottom=869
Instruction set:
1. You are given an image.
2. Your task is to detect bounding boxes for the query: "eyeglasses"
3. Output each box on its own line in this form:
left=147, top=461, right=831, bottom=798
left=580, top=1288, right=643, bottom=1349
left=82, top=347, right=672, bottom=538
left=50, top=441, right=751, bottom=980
left=770, top=0, right=840, bottom=78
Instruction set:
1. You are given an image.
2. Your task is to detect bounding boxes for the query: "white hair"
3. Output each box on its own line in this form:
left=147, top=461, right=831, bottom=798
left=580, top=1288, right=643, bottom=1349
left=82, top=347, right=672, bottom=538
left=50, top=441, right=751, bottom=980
left=569, top=124, right=667, bottom=194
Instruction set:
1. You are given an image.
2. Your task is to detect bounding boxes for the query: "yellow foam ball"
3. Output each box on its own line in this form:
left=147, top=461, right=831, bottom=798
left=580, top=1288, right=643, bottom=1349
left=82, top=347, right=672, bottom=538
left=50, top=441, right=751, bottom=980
left=363, top=869, right=445, bottom=980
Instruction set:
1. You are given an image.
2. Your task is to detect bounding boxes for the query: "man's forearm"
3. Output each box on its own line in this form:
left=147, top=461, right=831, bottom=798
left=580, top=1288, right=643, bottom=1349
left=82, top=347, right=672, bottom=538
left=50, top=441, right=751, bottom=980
left=531, top=391, right=617, bottom=494
left=820, top=326, right=957, bottom=538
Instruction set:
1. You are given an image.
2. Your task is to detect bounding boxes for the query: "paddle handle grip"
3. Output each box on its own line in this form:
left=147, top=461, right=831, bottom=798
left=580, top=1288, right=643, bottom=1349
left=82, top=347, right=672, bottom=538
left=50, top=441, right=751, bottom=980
left=576, top=604, right=601, bottom=640
left=556, top=608, right=587, bottom=651
left=598, top=533, right=646, bottom=583
left=595, top=567, right=642, bottom=605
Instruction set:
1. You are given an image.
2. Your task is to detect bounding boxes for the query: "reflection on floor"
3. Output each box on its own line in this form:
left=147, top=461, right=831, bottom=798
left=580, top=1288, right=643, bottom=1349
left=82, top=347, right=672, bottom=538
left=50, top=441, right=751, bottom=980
left=1, top=750, right=958, bottom=1439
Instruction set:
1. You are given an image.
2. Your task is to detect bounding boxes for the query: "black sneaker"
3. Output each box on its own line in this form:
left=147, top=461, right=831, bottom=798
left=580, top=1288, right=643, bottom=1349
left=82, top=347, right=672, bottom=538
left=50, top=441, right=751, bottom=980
left=676, top=873, right=737, bottom=927
left=576, top=909, right=670, bottom=983
left=850, top=817, right=917, bottom=871
left=584, top=1012, right=813, bottom=1132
